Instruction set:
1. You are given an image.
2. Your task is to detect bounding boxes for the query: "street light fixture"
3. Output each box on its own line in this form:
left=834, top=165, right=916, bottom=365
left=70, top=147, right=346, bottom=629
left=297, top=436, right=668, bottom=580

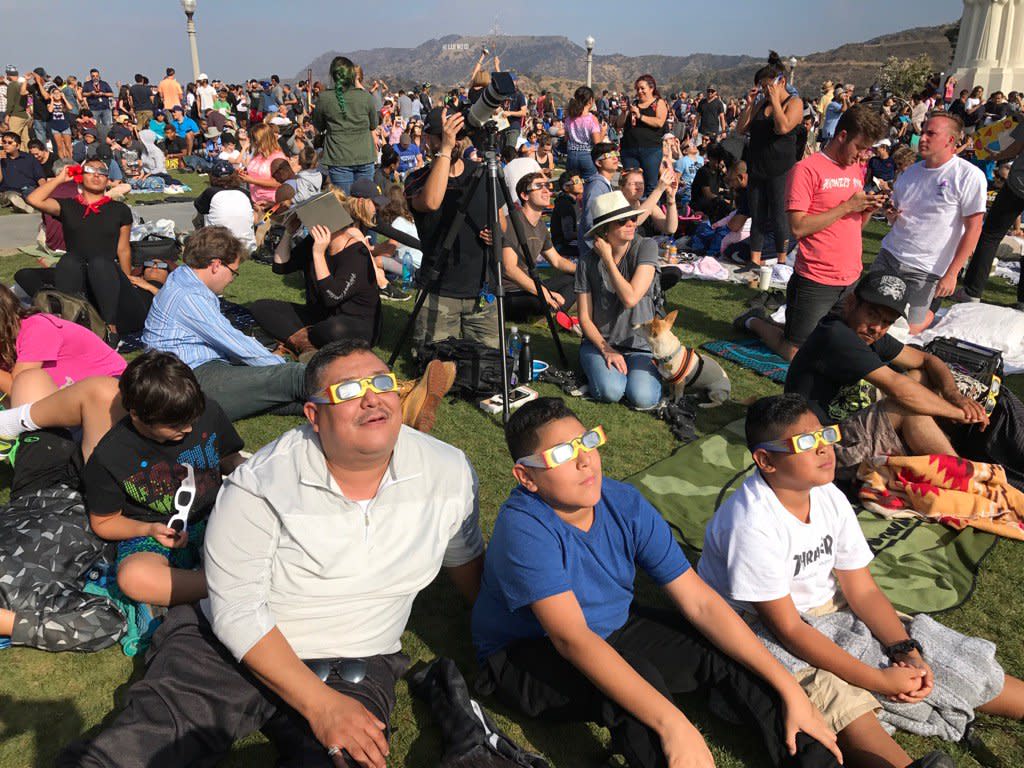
left=585, top=35, right=595, bottom=89
left=179, top=0, right=201, bottom=84
left=788, top=56, right=798, bottom=86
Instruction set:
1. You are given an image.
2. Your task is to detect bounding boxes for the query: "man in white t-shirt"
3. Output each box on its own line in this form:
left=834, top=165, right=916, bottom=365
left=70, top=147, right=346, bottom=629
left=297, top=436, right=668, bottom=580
left=870, top=113, right=986, bottom=333
left=196, top=74, right=217, bottom=114
left=699, top=394, right=1024, bottom=768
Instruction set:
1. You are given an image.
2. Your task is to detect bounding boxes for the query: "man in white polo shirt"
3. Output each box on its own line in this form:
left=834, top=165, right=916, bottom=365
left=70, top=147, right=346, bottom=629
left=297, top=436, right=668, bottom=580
left=870, top=112, right=986, bottom=333
left=63, top=339, right=484, bottom=768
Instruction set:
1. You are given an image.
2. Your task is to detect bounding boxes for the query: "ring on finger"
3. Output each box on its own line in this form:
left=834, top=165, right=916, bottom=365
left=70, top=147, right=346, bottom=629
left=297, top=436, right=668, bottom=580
left=326, top=745, right=342, bottom=757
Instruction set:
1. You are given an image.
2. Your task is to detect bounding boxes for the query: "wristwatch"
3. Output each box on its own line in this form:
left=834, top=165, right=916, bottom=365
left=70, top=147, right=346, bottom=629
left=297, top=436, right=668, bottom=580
left=886, top=638, right=923, bottom=660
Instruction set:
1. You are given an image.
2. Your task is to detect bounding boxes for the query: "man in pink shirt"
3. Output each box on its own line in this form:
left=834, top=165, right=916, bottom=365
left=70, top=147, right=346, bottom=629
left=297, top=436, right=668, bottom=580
left=736, top=105, right=887, bottom=360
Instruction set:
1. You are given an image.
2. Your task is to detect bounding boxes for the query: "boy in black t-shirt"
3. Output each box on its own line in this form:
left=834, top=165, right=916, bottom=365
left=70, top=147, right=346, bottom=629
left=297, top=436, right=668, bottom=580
left=84, top=351, right=245, bottom=608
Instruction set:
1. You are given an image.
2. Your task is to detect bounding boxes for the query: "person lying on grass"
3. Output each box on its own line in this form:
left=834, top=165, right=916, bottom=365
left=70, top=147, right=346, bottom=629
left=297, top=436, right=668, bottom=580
left=471, top=395, right=844, bottom=768
left=699, top=393, right=1024, bottom=768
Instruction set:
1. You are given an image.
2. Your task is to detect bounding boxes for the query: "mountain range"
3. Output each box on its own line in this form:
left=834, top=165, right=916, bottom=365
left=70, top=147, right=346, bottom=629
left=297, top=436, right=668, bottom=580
left=297, top=23, right=957, bottom=101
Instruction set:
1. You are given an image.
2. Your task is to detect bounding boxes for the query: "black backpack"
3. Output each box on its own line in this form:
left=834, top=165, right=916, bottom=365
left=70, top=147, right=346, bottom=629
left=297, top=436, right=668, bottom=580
left=419, top=337, right=513, bottom=399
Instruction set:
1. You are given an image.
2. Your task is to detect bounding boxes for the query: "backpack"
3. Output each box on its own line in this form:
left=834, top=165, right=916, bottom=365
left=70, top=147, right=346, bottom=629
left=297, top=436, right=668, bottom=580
left=418, top=337, right=514, bottom=399
left=33, top=290, right=107, bottom=339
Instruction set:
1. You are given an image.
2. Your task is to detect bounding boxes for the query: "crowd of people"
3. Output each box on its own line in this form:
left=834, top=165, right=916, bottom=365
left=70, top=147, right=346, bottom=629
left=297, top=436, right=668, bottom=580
left=0, top=44, right=1022, bottom=768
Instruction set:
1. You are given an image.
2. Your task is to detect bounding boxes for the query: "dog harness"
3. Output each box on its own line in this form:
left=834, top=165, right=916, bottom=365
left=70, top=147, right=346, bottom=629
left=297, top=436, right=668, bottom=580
left=655, top=342, right=704, bottom=386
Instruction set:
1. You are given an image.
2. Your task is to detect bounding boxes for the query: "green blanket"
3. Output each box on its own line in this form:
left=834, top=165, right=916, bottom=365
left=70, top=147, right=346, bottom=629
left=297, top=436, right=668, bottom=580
left=627, top=420, right=998, bottom=615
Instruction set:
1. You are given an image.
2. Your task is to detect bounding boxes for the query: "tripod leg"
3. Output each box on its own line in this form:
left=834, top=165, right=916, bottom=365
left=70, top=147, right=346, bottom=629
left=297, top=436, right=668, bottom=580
left=496, top=173, right=571, bottom=370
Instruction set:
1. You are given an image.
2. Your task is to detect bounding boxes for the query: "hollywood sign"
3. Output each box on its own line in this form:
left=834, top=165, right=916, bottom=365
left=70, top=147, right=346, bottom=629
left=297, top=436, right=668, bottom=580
left=442, top=43, right=471, bottom=51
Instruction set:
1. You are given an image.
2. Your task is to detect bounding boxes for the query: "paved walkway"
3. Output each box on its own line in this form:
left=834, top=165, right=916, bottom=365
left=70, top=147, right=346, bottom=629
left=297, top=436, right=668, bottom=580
left=0, top=200, right=197, bottom=250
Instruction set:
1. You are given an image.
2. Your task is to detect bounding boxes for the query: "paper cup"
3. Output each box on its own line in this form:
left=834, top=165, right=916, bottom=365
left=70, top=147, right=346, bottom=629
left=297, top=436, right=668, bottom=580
left=758, top=265, right=773, bottom=291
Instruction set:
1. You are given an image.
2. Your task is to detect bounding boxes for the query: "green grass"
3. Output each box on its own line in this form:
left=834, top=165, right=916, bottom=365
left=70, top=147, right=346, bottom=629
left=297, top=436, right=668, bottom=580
left=0, top=172, right=209, bottom=216
left=0, top=222, right=1022, bottom=767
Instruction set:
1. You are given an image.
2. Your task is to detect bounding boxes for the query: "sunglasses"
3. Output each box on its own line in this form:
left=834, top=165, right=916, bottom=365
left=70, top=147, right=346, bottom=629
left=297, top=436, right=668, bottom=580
left=82, top=166, right=109, bottom=176
left=754, top=425, right=842, bottom=455
left=529, top=182, right=553, bottom=191
left=308, top=372, right=398, bottom=405
left=517, top=426, right=607, bottom=469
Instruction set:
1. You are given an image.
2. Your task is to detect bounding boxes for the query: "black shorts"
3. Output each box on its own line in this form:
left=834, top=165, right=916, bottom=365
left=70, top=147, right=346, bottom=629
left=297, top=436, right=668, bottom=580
left=784, top=273, right=855, bottom=346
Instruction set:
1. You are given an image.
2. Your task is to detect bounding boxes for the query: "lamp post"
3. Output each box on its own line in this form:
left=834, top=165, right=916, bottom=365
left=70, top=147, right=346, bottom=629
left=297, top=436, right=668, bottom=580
left=585, top=35, right=595, bottom=89
left=180, top=0, right=201, bottom=84
left=789, top=56, right=798, bottom=87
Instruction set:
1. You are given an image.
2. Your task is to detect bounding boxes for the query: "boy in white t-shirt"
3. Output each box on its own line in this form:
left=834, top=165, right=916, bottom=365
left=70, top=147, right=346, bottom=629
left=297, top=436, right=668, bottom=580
left=699, top=394, right=1024, bottom=768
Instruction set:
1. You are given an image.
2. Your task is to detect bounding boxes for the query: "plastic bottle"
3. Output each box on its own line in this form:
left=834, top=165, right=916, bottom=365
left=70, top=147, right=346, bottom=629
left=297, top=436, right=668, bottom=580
left=401, top=252, right=414, bottom=289
left=508, top=326, right=522, bottom=360
left=667, top=239, right=678, bottom=264
left=518, top=334, right=533, bottom=383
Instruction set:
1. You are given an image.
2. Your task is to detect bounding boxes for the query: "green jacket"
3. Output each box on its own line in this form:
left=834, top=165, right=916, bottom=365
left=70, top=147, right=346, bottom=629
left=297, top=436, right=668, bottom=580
left=312, top=88, right=378, bottom=168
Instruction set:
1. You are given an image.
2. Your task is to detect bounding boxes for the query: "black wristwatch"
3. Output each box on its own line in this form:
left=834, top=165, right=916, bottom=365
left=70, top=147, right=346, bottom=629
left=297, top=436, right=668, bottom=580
left=886, top=638, right=924, bottom=660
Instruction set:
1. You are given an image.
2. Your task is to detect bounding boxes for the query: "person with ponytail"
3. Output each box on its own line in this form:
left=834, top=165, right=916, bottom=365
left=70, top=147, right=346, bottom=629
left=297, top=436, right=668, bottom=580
left=735, top=51, right=804, bottom=268
left=564, top=86, right=606, bottom=180
left=312, top=56, right=378, bottom=193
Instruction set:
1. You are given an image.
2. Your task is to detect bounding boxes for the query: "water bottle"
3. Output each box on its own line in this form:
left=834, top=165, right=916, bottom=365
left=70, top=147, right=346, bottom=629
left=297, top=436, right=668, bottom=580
left=518, top=334, right=533, bottom=383
left=508, top=326, right=522, bottom=360
left=401, top=252, right=414, bottom=289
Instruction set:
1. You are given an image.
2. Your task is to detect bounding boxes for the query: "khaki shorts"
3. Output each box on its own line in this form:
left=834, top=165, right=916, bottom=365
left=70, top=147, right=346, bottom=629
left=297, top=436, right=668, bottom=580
left=836, top=400, right=907, bottom=471
left=795, top=597, right=880, bottom=733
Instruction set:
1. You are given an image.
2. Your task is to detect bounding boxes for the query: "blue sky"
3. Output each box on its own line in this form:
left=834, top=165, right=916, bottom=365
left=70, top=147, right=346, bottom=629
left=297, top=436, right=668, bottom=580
left=2, top=0, right=962, bottom=82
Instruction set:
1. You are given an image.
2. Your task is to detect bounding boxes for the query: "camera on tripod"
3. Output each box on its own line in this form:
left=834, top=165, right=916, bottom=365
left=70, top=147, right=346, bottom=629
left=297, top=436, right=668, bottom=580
left=458, top=71, right=515, bottom=143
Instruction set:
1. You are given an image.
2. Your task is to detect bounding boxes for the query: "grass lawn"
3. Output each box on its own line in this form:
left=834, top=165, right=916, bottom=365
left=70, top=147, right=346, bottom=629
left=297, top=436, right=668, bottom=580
left=0, top=172, right=209, bottom=217
left=0, top=221, right=1022, bottom=767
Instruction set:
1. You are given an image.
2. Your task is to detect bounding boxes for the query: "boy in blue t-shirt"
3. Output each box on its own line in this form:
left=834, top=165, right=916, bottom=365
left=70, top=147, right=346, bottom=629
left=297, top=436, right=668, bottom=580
left=472, top=397, right=843, bottom=768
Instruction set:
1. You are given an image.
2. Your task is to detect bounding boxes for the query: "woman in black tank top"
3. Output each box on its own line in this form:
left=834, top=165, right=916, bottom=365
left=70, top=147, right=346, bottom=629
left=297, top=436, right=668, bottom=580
left=615, top=74, right=668, bottom=196
left=736, top=52, right=804, bottom=267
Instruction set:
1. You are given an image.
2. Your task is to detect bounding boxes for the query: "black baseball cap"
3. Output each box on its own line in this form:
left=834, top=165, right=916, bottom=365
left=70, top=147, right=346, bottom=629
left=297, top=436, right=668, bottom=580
left=854, top=272, right=908, bottom=318
left=423, top=107, right=446, bottom=136
left=349, top=178, right=389, bottom=208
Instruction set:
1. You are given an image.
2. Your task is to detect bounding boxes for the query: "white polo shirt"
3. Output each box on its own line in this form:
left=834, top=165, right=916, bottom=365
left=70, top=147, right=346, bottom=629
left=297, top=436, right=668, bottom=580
left=202, top=423, right=483, bottom=661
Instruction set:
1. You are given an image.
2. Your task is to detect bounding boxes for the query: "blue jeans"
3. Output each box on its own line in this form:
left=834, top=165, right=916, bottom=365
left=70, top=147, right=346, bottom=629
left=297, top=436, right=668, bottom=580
left=93, top=109, right=113, bottom=126
left=578, top=341, right=662, bottom=409
left=327, top=163, right=374, bottom=194
left=31, top=119, right=49, bottom=145
left=567, top=149, right=598, bottom=180
left=621, top=145, right=663, bottom=197
left=185, top=155, right=214, bottom=173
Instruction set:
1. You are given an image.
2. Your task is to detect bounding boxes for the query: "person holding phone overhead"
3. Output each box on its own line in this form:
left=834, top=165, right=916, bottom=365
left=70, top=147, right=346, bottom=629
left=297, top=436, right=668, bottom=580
left=736, top=52, right=803, bottom=268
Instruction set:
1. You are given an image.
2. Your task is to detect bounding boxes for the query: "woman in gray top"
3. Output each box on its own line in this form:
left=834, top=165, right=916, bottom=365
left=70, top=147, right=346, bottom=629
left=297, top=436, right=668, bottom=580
left=575, top=190, right=663, bottom=409
left=312, top=56, right=378, bottom=194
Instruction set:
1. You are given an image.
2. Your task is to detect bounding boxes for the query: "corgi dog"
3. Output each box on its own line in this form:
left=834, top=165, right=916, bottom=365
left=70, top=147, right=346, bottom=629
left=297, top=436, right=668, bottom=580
left=638, top=310, right=731, bottom=407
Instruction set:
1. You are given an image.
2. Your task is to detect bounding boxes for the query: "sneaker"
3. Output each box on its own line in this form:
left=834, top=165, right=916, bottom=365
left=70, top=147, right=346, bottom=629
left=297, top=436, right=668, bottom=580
left=400, top=360, right=456, bottom=433
left=733, top=307, right=767, bottom=333
left=7, top=193, right=33, bottom=214
left=0, top=438, right=16, bottom=465
left=951, top=287, right=981, bottom=303
left=380, top=283, right=412, bottom=302
left=906, top=751, right=956, bottom=768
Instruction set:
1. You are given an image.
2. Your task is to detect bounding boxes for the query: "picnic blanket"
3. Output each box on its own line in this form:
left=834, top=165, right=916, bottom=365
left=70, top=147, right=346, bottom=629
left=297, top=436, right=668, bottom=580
left=627, top=420, right=998, bottom=614
left=859, top=454, right=1024, bottom=541
left=118, top=298, right=259, bottom=354
left=701, top=339, right=790, bottom=384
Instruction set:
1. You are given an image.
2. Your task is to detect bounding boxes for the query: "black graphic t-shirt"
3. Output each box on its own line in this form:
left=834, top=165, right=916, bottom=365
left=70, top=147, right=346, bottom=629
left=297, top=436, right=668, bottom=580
left=84, top=400, right=243, bottom=524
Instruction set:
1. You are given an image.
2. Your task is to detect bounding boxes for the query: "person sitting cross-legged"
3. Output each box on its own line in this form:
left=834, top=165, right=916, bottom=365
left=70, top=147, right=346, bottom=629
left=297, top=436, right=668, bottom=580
left=59, top=340, right=484, bottom=768
left=698, top=393, right=1024, bottom=768
left=471, top=396, right=844, bottom=768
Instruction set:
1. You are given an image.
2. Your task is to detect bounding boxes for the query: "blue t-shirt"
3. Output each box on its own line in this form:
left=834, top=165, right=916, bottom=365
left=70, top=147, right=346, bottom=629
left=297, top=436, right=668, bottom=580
left=392, top=142, right=421, bottom=174
left=674, top=154, right=705, bottom=198
left=822, top=101, right=843, bottom=139
left=169, top=116, right=199, bottom=136
left=471, top=478, right=690, bottom=661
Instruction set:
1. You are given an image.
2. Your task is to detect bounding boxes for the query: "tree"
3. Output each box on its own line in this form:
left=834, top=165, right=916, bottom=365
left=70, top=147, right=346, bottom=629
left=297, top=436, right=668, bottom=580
left=877, top=54, right=933, bottom=100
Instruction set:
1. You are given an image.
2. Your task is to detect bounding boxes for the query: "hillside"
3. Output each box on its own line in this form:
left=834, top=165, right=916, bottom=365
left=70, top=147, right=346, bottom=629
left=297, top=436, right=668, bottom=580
left=297, top=23, right=957, bottom=101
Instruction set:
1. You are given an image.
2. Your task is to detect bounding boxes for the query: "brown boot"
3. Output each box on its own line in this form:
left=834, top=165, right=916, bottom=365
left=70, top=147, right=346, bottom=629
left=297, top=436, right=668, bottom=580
left=284, top=326, right=315, bottom=355
left=400, top=360, right=457, bottom=433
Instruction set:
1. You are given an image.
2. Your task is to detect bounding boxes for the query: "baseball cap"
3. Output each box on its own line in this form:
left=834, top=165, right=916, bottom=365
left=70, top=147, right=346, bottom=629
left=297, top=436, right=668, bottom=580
left=854, top=272, right=908, bottom=318
left=171, top=104, right=184, bottom=113
left=33, top=67, right=48, bottom=79
left=210, top=159, right=235, bottom=178
left=5, top=65, right=18, bottom=76
left=423, top=107, right=446, bottom=136
left=198, top=73, right=209, bottom=81
left=348, top=178, right=389, bottom=208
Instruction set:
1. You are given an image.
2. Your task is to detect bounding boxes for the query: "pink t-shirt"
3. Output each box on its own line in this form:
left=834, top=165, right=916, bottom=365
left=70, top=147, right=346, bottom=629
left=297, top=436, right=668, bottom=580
left=246, top=151, right=286, bottom=206
left=16, top=314, right=126, bottom=387
left=786, top=151, right=866, bottom=287
left=565, top=113, right=600, bottom=148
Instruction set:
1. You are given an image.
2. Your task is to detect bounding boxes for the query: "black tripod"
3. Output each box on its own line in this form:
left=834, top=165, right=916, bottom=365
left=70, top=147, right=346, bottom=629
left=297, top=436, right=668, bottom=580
left=388, top=124, right=569, bottom=422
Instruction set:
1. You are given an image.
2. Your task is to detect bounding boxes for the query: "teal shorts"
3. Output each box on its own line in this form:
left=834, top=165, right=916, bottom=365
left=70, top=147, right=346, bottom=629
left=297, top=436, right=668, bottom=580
left=116, top=518, right=207, bottom=570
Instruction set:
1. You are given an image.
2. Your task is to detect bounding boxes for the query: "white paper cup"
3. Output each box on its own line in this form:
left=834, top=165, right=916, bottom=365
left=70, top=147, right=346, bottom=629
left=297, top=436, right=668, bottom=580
left=758, top=265, right=773, bottom=291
